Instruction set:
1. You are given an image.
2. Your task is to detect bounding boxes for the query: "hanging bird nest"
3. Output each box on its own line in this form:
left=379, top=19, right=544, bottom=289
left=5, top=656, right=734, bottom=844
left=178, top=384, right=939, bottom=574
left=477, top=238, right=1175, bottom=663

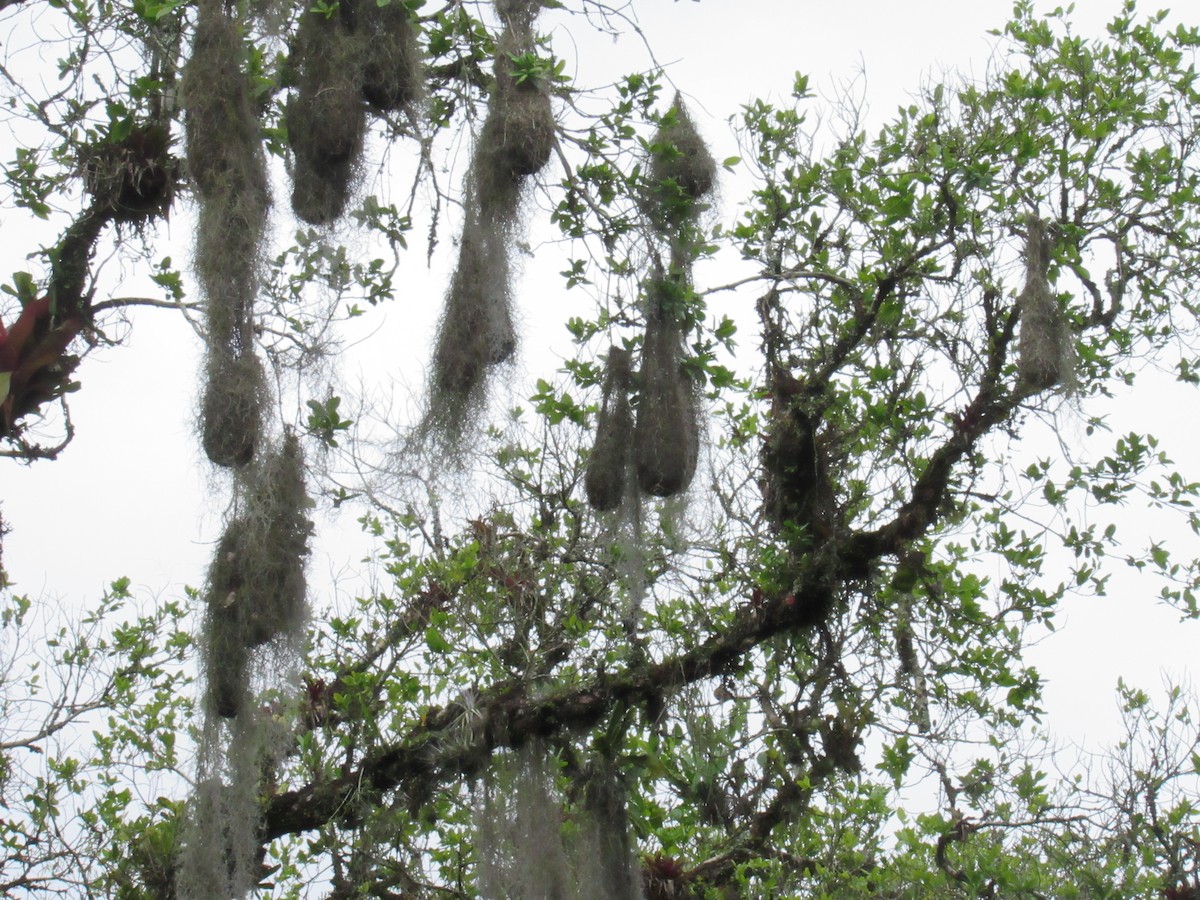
left=585, top=345, right=634, bottom=512
left=634, top=275, right=700, bottom=498
left=193, top=170, right=267, bottom=470
left=473, top=28, right=556, bottom=216
left=422, top=224, right=516, bottom=455
left=353, top=0, right=424, bottom=113
left=185, top=0, right=270, bottom=472
left=202, top=433, right=311, bottom=717
left=574, top=763, right=641, bottom=899
left=1017, top=217, right=1075, bottom=391
left=420, top=0, right=554, bottom=452
left=760, top=368, right=829, bottom=536
left=194, top=189, right=268, bottom=352
left=287, top=6, right=368, bottom=224
left=182, top=0, right=270, bottom=206
left=200, top=349, right=266, bottom=469
left=475, top=83, right=555, bottom=209
left=288, top=162, right=355, bottom=228
left=431, top=226, right=516, bottom=394
left=641, top=93, right=716, bottom=234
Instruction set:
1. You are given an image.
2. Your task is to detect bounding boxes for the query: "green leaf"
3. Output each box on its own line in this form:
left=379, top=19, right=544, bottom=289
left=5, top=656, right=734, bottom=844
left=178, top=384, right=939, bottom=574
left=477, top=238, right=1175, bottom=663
left=424, top=625, right=451, bottom=654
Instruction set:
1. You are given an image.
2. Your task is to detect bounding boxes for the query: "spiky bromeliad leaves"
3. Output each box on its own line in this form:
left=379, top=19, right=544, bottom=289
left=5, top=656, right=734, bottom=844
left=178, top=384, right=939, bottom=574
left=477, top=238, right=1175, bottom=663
left=81, top=122, right=176, bottom=223
left=0, top=297, right=82, bottom=442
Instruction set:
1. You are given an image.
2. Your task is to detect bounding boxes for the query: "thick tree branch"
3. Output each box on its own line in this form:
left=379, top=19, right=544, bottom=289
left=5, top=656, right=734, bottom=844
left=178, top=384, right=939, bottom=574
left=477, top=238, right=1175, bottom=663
left=263, top=574, right=840, bottom=841
left=45, top=203, right=109, bottom=323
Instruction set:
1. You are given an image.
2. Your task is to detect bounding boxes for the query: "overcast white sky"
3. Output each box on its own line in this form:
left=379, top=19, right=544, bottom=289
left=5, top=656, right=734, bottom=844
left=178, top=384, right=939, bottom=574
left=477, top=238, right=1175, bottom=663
left=3, top=0, right=1196, bottom=755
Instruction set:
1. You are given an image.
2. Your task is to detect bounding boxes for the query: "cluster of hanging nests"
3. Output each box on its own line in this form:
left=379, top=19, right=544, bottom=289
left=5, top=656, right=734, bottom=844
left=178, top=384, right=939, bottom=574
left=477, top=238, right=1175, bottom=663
left=183, top=0, right=315, bottom=724
left=181, top=3, right=725, bottom=729
left=585, top=95, right=716, bottom=512
left=183, top=0, right=271, bottom=470
left=286, top=0, right=422, bottom=225
left=427, top=0, right=556, bottom=439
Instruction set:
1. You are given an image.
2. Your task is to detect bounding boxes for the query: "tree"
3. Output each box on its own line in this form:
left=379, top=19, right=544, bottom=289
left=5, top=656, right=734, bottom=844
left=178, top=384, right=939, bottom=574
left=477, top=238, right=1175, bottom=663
left=1, top=0, right=1199, bottom=896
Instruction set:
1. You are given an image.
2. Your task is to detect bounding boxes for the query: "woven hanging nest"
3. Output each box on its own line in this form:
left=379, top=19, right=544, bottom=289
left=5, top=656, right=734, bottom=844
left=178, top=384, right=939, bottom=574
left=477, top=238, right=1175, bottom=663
left=287, top=6, right=368, bottom=224
left=200, top=350, right=266, bottom=469
left=431, top=227, right=516, bottom=398
left=182, top=0, right=269, bottom=206
left=760, top=368, right=824, bottom=534
left=585, top=346, right=634, bottom=511
left=474, top=25, right=556, bottom=217
left=642, top=93, right=716, bottom=234
left=634, top=277, right=699, bottom=498
left=184, top=0, right=271, bottom=469
left=203, top=434, right=312, bottom=717
left=1017, top=217, right=1075, bottom=391
left=353, top=0, right=424, bottom=112
left=423, top=3, right=555, bottom=441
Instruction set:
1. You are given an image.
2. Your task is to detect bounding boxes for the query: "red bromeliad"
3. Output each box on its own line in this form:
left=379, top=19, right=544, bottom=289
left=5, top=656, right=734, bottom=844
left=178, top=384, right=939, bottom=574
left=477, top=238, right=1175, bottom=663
left=0, top=297, right=82, bottom=438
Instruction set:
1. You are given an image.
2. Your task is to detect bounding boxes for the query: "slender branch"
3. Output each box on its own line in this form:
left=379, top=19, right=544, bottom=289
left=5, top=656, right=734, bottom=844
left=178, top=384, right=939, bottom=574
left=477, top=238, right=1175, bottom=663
left=702, top=265, right=859, bottom=298
left=89, top=296, right=197, bottom=314
left=842, top=291, right=1024, bottom=567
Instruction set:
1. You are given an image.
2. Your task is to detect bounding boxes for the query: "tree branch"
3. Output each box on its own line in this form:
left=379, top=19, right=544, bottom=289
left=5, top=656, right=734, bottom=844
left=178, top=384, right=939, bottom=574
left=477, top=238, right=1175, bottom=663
left=89, top=296, right=197, bottom=315
left=842, top=291, right=1025, bottom=567
left=263, top=574, right=840, bottom=841
left=261, top=286, right=1039, bottom=846
left=45, top=203, right=110, bottom=323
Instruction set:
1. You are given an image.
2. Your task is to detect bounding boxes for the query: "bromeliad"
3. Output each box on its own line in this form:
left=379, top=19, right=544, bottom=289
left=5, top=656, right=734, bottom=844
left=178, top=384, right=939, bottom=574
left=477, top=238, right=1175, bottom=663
left=0, top=296, right=82, bottom=439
